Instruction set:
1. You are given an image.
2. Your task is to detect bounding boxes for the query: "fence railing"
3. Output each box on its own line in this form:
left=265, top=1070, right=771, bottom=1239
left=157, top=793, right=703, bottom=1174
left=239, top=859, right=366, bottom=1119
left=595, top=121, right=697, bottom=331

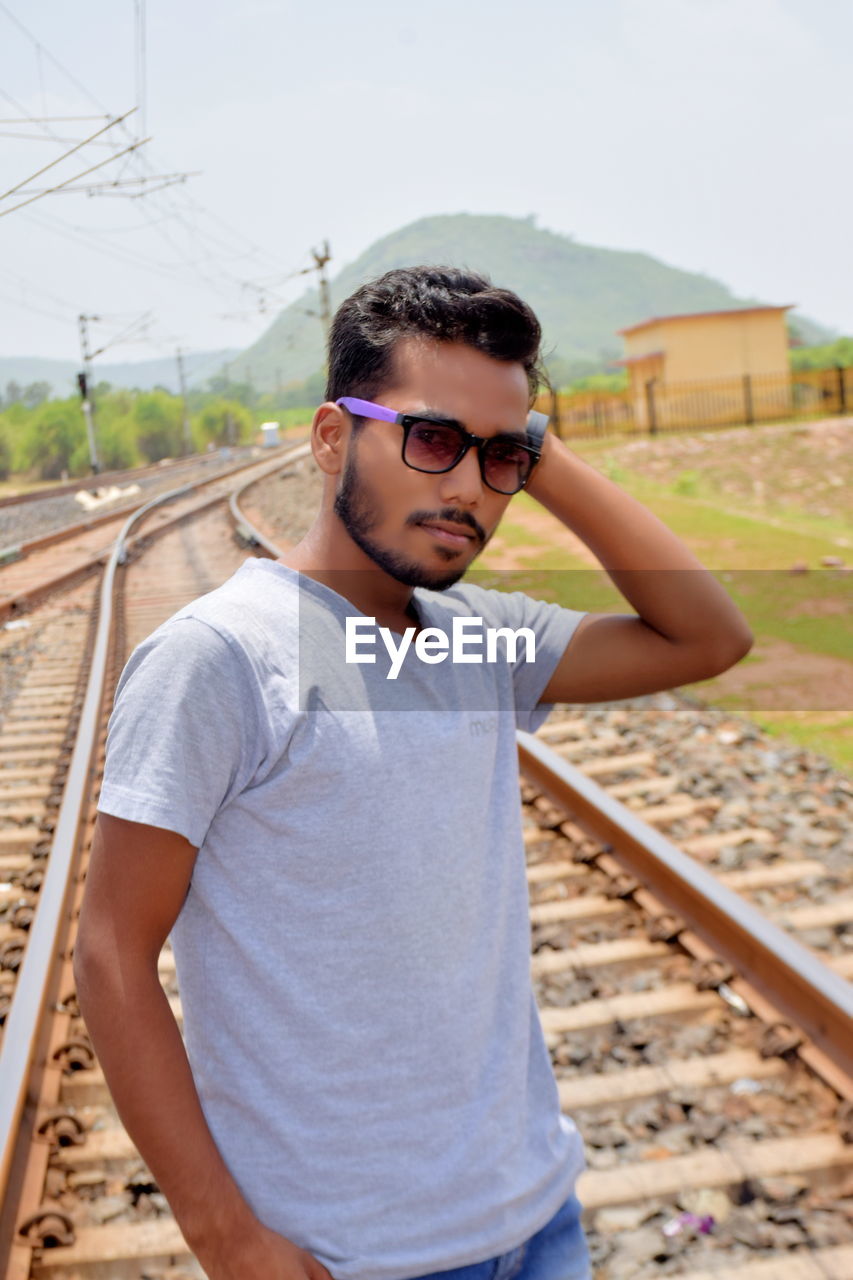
left=537, top=366, right=853, bottom=439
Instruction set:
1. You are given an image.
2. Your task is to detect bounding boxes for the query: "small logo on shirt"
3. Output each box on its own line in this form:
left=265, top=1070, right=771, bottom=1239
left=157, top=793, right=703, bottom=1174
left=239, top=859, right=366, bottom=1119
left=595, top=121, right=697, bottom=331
left=470, top=715, right=499, bottom=737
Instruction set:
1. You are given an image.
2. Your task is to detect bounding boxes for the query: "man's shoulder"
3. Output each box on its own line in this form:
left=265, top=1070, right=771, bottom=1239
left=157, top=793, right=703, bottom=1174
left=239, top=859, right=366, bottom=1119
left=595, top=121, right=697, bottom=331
left=156, top=557, right=299, bottom=647
left=129, top=559, right=299, bottom=679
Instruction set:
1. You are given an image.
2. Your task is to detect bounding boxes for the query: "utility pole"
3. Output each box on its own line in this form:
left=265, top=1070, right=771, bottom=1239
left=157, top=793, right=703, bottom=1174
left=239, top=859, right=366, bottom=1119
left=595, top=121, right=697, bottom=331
left=311, top=240, right=332, bottom=344
left=77, top=314, right=100, bottom=474
left=176, top=348, right=192, bottom=455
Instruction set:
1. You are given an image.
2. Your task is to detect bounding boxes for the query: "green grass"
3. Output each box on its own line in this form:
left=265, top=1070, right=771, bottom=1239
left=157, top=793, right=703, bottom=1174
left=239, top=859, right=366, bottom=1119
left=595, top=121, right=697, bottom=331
left=747, top=714, right=853, bottom=771
left=567, top=431, right=852, bottom=550
left=599, top=470, right=846, bottom=571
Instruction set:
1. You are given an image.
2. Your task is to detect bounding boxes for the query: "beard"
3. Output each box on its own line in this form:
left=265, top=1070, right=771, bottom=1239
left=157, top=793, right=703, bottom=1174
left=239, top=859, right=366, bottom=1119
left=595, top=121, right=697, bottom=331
left=333, top=448, right=482, bottom=591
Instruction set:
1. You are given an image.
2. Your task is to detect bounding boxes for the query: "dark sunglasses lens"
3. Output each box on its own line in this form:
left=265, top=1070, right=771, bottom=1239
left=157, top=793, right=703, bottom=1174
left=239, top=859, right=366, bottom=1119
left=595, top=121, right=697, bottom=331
left=404, top=421, right=465, bottom=472
left=483, top=440, right=533, bottom=494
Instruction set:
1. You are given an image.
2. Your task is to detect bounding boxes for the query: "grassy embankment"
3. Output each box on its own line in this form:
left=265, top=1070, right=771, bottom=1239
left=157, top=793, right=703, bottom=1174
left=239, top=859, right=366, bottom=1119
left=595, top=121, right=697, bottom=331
left=478, top=430, right=852, bottom=771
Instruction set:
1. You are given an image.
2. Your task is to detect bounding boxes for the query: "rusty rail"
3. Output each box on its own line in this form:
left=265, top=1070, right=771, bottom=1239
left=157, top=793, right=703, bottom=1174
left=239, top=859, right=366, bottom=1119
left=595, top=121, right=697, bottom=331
left=518, top=729, right=853, bottom=1083
left=0, top=443, right=311, bottom=1244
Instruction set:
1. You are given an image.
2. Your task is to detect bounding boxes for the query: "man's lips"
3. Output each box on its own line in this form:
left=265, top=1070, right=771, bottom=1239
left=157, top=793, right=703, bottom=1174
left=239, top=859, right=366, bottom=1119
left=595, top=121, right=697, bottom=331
left=416, top=520, right=478, bottom=548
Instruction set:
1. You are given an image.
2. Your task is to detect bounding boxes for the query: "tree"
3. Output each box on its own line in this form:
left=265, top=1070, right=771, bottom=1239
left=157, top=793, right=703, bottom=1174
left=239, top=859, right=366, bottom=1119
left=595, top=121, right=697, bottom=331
left=789, top=337, right=853, bottom=370
left=0, top=419, right=11, bottom=480
left=96, top=389, right=140, bottom=471
left=20, top=399, right=86, bottom=479
left=134, top=391, right=184, bottom=461
left=194, top=399, right=253, bottom=448
left=22, top=381, right=51, bottom=409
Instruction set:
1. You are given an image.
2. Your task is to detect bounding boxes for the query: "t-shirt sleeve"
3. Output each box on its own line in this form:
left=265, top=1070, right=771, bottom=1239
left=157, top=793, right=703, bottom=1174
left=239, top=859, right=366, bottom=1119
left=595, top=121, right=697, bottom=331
left=472, top=586, right=587, bottom=734
left=98, top=617, right=264, bottom=848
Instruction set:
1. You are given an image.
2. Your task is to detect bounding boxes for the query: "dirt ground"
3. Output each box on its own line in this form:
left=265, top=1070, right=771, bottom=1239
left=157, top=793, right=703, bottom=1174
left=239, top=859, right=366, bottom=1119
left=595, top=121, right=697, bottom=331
left=705, top=637, right=853, bottom=713
left=588, top=415, right=852, bottom=528
left=483, top=503, right=600, bottom=568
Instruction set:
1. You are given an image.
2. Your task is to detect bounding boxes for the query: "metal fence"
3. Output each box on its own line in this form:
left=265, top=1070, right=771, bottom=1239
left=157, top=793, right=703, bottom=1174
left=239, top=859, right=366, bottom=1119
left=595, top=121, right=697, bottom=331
left=537, top=366, right=853, bottom=439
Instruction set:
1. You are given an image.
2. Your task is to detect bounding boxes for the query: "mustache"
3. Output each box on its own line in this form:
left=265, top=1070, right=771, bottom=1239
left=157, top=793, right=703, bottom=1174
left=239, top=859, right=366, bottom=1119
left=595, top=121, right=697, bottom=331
left=407, top=508, right=487, bottom=546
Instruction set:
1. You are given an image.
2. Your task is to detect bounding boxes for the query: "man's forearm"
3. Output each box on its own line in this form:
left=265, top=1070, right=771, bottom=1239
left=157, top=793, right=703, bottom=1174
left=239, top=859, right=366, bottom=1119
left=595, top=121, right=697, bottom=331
left=74, top=957, right=256, bottom=1263
left=526, top=433, right=752, bottom=654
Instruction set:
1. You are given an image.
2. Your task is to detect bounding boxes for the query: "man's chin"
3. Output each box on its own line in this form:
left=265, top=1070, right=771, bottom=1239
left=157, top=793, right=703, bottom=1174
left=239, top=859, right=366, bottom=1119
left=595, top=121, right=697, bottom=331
left=389, top=558, right=469, bottom=592
left=335, top=505, right=474, bottom=590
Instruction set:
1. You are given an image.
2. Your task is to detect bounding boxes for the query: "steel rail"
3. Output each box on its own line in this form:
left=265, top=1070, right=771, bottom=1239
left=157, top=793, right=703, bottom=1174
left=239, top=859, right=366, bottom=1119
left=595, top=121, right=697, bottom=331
left=518, top=729, right=853, bottom=1082
left=0, top=443, right=310, bottom=1233
left=228, top=442, right=312, bottom=556
left=0, top=444, right=267, bottom=512
left=0, top=444, right=294, bottom=566
left=0, top=450, right=302, bottom=627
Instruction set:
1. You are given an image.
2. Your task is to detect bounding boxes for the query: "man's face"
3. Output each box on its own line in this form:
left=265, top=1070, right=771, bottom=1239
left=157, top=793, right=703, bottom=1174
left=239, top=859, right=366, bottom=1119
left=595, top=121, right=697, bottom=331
left=333, top=339, right=531, bottom=591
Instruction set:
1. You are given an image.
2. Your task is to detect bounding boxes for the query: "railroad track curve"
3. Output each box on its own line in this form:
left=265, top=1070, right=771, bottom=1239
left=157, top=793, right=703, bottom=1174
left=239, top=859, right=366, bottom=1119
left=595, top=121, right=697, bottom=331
left=0, top=447, right=295, bottom=625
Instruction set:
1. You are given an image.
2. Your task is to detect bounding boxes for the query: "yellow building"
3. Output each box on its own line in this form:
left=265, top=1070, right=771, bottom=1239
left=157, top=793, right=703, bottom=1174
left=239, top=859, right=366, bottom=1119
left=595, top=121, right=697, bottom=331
left=619, top=305, right=793, bottom=430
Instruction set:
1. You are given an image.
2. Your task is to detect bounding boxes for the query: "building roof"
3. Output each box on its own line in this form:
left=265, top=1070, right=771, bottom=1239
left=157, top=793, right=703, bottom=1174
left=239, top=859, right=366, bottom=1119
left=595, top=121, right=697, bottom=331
left=619, top=304, right=793, bottom=337
left=614, top=350, right=665, bottom=366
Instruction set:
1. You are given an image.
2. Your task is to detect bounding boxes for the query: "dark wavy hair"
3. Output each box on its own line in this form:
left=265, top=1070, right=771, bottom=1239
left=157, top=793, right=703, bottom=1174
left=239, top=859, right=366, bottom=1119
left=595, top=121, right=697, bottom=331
left=325, top=266, right=546, bottom=405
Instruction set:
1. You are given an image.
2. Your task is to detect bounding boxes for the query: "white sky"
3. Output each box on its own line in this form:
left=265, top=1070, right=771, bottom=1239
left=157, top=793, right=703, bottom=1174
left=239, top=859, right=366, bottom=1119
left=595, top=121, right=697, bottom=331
left=1, top=0, right=852, bottom=365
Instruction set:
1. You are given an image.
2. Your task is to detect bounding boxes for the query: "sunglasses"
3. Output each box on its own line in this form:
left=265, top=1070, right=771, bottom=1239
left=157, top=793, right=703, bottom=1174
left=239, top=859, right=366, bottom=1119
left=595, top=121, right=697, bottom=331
left=336, top=397, right=546, bottom=496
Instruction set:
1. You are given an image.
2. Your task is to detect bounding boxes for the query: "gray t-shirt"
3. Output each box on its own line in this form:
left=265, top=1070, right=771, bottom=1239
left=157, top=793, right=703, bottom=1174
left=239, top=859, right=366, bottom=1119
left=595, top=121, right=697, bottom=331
left=98, top=559, right=588, bottom=1280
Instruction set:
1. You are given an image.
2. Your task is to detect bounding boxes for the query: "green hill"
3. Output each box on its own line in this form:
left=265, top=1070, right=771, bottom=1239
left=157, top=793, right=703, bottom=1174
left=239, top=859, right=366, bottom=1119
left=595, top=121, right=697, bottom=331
left=229, top=213, right=832, bottom=392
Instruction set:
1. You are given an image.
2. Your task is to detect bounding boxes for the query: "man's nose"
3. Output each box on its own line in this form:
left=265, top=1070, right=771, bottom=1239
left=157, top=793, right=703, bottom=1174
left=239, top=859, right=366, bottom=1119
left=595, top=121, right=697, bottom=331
left=438, top=445, right=484, bottom=505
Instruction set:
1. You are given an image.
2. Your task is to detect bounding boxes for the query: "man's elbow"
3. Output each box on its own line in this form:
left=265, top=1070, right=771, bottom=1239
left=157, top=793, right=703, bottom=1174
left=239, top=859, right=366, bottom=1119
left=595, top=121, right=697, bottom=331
left=706, top=623, right=754, bottom=676
left=73, top=918, right=131, bottom=1018
left=72, top=928, right=111, bottom=1015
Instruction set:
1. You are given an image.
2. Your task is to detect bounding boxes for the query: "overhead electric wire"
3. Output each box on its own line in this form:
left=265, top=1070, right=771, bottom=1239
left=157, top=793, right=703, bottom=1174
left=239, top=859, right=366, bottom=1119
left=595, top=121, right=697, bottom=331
left=0, top=289, right=73, bottom=326
left=0, top=88, right=71, bottom=145
left=0, top=135, right=151, bottom=218
left=24, top=209, right=197, bottom=282
left=16, top=172, right=197, bottom=199
left=0, top=115, right=110, bottom=123
left=0, top=109, right=136, bottom=202
left=0, top=3, right=115, bottom=121
left=0, top=132, right=119, bottom=145
left=88, top=311, right=153, bottom=358
left=0, top=1, right=323, bottom=346
left=4, top=269, right=80, bottom=314
left=1, top=5, right=306, bottom=297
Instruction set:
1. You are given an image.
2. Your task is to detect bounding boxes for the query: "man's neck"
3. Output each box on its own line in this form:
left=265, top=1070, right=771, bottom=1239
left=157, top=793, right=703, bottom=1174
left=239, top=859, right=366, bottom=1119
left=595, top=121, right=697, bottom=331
left=278, top=520, right=418, bottom=636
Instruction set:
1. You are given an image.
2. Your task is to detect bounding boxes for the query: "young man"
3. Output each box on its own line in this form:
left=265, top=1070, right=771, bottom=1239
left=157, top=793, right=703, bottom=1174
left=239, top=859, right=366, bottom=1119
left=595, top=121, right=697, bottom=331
left=76, top=267, right=752, bottom=1280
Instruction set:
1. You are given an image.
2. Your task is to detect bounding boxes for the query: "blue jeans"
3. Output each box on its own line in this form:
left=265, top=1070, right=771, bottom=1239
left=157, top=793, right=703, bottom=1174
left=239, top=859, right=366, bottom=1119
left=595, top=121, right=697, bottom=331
left=406, top=1194, right=591, bottom=1280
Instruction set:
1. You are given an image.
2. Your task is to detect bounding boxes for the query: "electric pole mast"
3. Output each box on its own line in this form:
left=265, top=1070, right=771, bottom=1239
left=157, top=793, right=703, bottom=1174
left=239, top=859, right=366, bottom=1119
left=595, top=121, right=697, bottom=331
left=176, top=348, right=192, bottom=455
left=78, top=314, right=100, bottom=474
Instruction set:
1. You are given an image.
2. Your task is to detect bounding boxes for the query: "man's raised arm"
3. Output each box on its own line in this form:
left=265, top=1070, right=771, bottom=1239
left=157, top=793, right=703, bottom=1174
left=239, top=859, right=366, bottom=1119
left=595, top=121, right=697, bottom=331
left=74, top=814, right=333, bottom=1280
left=524, top=432, right=753, bottom=704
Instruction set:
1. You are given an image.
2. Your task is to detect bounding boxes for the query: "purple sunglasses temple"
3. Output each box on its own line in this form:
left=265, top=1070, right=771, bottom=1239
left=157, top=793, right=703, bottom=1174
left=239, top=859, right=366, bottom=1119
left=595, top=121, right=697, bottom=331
left=336, top=397, right=548, bottom=445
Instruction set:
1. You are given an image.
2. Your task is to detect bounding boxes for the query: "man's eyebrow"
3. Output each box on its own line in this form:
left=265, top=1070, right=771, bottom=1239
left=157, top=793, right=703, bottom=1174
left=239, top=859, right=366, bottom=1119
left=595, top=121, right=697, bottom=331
left=413, top=408, right=528, bottom=440
left=413, top=407, right=463, bottom=427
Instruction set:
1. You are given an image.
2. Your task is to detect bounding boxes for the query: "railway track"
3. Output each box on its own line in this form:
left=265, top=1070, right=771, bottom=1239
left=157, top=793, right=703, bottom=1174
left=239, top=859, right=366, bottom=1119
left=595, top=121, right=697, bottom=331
left=0, top=448, right=293, bottom=624
left=0, top=449, right=268, bottom=534
left=0, top=451, right=851, bottom=1279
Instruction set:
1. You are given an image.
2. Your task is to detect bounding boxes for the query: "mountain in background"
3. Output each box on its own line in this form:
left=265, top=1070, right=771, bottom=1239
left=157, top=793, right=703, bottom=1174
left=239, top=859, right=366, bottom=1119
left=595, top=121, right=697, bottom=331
left=0, top=349, right=240, bottom=398
left=4, top=214, right=835, bottom=397
left=229, top=213, right=834, bottom=391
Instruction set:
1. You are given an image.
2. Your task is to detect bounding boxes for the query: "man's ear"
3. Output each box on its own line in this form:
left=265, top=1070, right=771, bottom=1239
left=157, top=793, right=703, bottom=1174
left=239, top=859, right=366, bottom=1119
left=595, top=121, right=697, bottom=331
left=312, top=402, right=349, bottom=476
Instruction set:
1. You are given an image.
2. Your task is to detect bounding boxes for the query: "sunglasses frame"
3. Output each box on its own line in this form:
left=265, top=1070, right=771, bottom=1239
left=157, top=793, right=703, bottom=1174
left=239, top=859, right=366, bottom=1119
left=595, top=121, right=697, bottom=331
left=336, top=396, right=547, bottom=495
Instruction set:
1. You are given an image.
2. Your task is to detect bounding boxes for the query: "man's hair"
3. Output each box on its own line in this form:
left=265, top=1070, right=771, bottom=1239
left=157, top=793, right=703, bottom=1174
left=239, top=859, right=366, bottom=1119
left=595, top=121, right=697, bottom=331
left=325, top=266, right=547, bottom=404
